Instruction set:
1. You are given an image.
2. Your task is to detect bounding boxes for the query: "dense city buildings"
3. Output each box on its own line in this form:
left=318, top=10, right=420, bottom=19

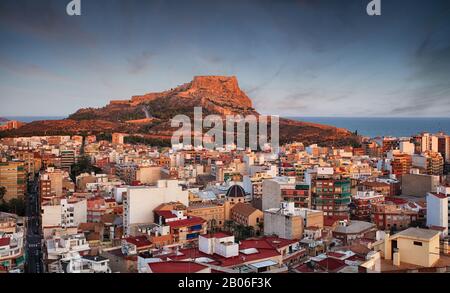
left=1, top=129, right=450, bottom=274
left=1, top=0, right=450, bottom=282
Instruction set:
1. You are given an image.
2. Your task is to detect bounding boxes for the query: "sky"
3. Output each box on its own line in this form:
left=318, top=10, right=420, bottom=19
left=0, top=0, right=449, bottom=117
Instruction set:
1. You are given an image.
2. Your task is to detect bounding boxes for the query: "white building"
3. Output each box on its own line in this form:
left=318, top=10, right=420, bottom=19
left=42, top=198, right=87, bottom=229
left=426, top=191, right=448, bottom=237
left=400, top=141, right=415, bottom=155
left=199, top=233, right=239, bottom=258
left=113, top=186, right=128, bottom=203
left=46, top=234, right=91, bottom=261
left=123, top=180, right=189, bottom=235
left=421, top=133, right=439, bottom=153
left=49, top=252, right=112, bottom=273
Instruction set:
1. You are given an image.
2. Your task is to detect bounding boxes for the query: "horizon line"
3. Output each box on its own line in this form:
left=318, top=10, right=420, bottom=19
left=2, top=115, right=450, bottom=119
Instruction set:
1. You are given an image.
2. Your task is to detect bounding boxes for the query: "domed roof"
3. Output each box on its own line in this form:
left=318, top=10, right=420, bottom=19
left=226, top=185, right=246, bottom=198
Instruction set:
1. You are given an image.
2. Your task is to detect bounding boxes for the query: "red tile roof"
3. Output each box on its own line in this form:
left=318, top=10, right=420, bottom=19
left=148, top=261, right=208, bottom=273
left=0, top=238, right=10, bottom=247
left=430, top=226, right=447, bottom=231
left=385, top=197, right=408, bottom=205
left=124, top=235, right=152, bottom=248
left=347, top=254, right=366, bottom=262
left=294, top=263, right=315, bottom=273
left=155, top=210, right=178, bottom=219
left=166, top=217, right=206, bottom=229
left=239, top=237, right=298, bottom=250
left=316, top=258, right=347, bottom=272
left=430, top=193, right=447, bottom=199
left=327, top=252, right=346, bottom=259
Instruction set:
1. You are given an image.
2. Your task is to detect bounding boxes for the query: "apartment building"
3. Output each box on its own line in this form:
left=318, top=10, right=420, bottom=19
left=123, top=180, right=189, bottom=235
left=0, top=213, right=25, bottom=272
left=0, top=160, right=26, bottom=201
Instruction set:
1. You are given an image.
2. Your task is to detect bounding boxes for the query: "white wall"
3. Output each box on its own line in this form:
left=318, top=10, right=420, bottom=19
left=125, top=180, right=188, bottom=234
left=73, top=200, right=87, bottom=226
left=400, top=142, right=415, bottom=155
left=42, top=205, right=62, bottom=228
left=426, top=193, right=448, bottom=234
left=113, top=187, right=128, bottom=203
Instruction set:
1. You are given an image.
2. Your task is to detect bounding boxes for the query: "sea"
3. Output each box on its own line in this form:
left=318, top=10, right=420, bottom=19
left=2, top=116, right=450, bottom=139
left=289, top=117, right=450, bottom=138
left=2, top=116, right=66, bottom=123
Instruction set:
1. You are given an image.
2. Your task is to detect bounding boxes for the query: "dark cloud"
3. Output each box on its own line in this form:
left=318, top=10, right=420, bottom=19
left=391, top=5, right=450, bottom=116
left=246, top=62, right=287, bottom=95
left=127, top=51, right=155, bottom=74
left=1, top=0, right=450, bottom=117
left=0, top=0, right=95, bottom=45
left=0, top=57, right=63, bottom=80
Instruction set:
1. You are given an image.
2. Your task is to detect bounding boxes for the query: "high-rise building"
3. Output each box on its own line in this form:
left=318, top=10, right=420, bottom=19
left=399, top=141, right=415, bottom=155
left=0, top=160, right=26, bottom=202
left=421, top=133, right=439, bottom=153
left=413, top=152, right=444, bottom=175
left=60, top=150, right=76, bottom=172
left=391, top=153, right=412, bottom=178
left=311, top=175, right=351, bottom=217
left=426, top=152, right=444, bottom=176
left=437, top=134, right=450, bottom=163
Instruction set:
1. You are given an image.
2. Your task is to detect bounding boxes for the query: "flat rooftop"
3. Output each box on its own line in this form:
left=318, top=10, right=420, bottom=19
left=391, top=228, right=440, bottom=241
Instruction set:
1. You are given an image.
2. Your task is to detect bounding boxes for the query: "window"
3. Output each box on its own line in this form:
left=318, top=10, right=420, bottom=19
left=413, top=241, right=422, bottom=246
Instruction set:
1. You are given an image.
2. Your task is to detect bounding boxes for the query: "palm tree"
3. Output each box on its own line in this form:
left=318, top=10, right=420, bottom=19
left=257, top=221, right=264, bottom=235
left=209, top=219, right=217, bottom=233
left=235, top=224, right=246, bottom=241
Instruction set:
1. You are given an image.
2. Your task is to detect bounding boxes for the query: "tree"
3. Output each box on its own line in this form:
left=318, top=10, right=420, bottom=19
left=0, top=186, right=6, bottom=203
left=7, top=198, right=26, bottom=216
left=224, top=220, right=234, bottom=233
left=70, top=155, right=102, bottom=182
left=244, top=226, right=255, bottom=238
left=0, top=197, right=26, bottom=216
left=234, top=224, right=245, bottom=241
left=257, top=221, right=264, bottom=235
left=209, top=219, right=217, bottom=233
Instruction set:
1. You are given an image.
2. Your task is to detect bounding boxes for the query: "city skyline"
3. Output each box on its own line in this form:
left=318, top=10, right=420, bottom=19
left=0, top=0, right=450, bottom=117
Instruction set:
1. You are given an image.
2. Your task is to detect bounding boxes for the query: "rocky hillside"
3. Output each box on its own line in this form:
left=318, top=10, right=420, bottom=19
left=69, top=76, right=256, bottom=122
left=4, top=76, right=359, bottom=146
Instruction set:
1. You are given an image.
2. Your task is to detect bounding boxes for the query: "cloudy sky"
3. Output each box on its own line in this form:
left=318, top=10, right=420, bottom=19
left=0, top=0, right=449, bottom=117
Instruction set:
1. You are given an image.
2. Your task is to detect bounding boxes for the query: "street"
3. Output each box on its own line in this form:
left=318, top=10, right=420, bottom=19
left=25, top=177, right=44, bottom=274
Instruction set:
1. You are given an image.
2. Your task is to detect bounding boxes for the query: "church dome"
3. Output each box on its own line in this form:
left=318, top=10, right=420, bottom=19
left=226, top=185, right=246, bottom=198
